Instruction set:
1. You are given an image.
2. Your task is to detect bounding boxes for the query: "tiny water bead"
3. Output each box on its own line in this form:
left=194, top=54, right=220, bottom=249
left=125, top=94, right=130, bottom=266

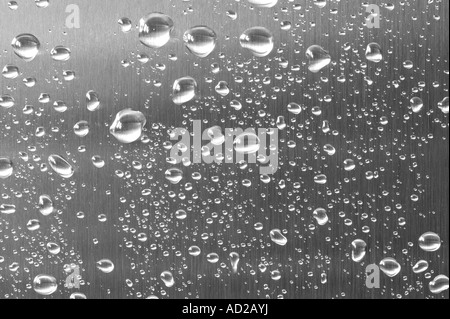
left=33, top=274, right=57, bottom=296
left=110, top=109, right=147, bottom=144
left=183, top=26, right=217, bottom=58
left=240, top=27, right=274, bottom=57
left=139, top=13, right=174, bottom=49
left=11, top=34, right=40, bottom=62
left=306, top=45, right=331, bottom=73
left=419, top=232, right=441, bottom=252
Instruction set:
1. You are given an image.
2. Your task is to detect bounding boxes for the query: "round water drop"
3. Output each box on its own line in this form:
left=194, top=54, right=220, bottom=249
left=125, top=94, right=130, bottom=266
left=47, top=242, right=61, bottom=255
left=0, top=157, right=13, bottom=179
left=8, top=1, right=18, bottom=10
left=139, top=13, right=174, bottom=49
left=74, top=121, right=90, bottom=137
left=365, top=43, right=383, bottom=63
left=306, top=45, right=331, bottom=73
left=96, top=259, right=114, bottom=274
left=234, top=132, right=261, bottom=155
left=2, top=64, right=19, bottom=79
left=175, top=209, right=187, bottom=220
left=27, top=219, right=41, bottom=231
left=33, top=274, right=57, bottom=296
left=0, top=94, right=15, bottom=108
left=51, top=46, right=71, bottom=61
left=165, top=168, right=183, bottom=184
left=379, top=258, right=401, bottom=277
left=118, top=18, right=132, bottom=33
left=172, top=77, right=197, bottom=105
left=183, top=26, right=217, bottom=58
left=313, top=208, right=329, bottom=226
left=207, top=253, right=220, bottom=263
left=110, top=109, right=147, bottom=144
left=344, top=159, right=356, bottom=171
left=247, top=0, right=278, bottom=8
left=429, top=275, right=449, bottom=294
left=419, top=232, right=441, bottom=252
left=39, top=195, right=54, bottom=216
left=161, top=271, right=175, bottom=288
left=48, top=154, right=74, bottom=179
left=412, top=260, right=429, bottom=274
left=12, top=34, right=40, bottom=62
left=270, top=229, right=287, bottom=246
left=410, top=97, right=424, bottom=113
left=351, top=239, right=367, bottom=262
left=215, top=81, right=230, bottom=97
left=188, top=246, right=201, bottom=257
left=240, top=27, right=274, bottom=57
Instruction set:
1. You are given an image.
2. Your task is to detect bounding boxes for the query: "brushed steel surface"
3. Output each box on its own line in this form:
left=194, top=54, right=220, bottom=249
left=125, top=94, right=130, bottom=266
left=0, top=0, right=449, bottom=299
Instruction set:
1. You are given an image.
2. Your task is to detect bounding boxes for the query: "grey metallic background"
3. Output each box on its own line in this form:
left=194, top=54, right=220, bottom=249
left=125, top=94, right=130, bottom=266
left=0, top=0, right=449, bottom=299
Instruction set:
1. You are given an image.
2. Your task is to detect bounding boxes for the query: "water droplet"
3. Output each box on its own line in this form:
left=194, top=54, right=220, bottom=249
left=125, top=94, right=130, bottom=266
left=165, top=168, right=183, bottom=184
left=74, top=121, right=90, bottom=137
left=365, top=43, right=383, bottom=63
left=51, top=46, right=71, bottom=61
left=247, top=0, right=278, bottom=8
left=48, top=154, right=74, bottom=179
left=86, top=90, right=100, bottom=111
left=183, top=26, right=217, bottom=58
left=96, top=259, right=115, bottom=274
left=110, top=109, right=147, bottom=144
left=0, top=157, right=13, bottom=179
left=2, top=64, right=19, bottom=79
left=270, top=229, right=287, bottom=246
left=161, top=271, right=175, bottom=288
left=39, top=195, right=54, bottom=216
left=0, top=94, right=15, bottom=108
left=410, top=97, right=424, bottom=113
left=118, top=18, right=132, bottom=33
left=351, top=239, right=367, bottom=262
left=230, top=252, right=240, bottom=273
left=429, top=275, right=449, bottom=294
left=173, top=77, right=197, bottom=105
left=240, top=27, right=274, bottom=57
left=412, top=260, right=429, bottom=274
left=379, top=258, right=401, bottom=277
left=313, top=208, right=329, bottom=226
left=139, top=13, right=174, bottom=49
left=419, top=232, right=441, bottom=252
left=11, top=34, right=40, bottom=62
left=306, top=45, right=331, bottom=73
left=33, top=274, right=57, bottom=296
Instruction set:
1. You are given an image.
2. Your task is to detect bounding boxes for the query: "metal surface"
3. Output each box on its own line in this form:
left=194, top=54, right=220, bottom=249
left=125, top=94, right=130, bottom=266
left=0, top=0, right=449, bottom=299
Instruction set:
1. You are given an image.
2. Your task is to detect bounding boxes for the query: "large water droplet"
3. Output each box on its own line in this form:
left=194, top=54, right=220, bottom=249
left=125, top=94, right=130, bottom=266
left=172, top=77, right=197, bottom=105
left=51, top=46, right=71, bottom=61
left=139, top=13, right=174, bottom=49
left=48, top=154, right=74, bottom=179
left=0, top=157, right=14, bottom=179
left=351, top=239, right=367, bottom=262
left=270, top=229, right=287, bottom=246
left=240, top=27, right=274, bottom=57
left=365, top=43, right=383, bottom=63
left=313, top=208, right=329, bottom=226
left=419, top=232, right=441, bottom=252
left=429, top=275, right=449, bottom=294
left=161, top=271, right=175, bottom=288
left=33, top=274, right=57, bottom=296
left=39, top=195, right=54, bottom=216
left=306, top=45, right=331, bottom=73
left=246, top=0, right=278, bottom=8
left=412, top=260, right=429, bottom=274
left=11, top=34, right=40, bottom=62
left=165, top=168, right=183, bottom=184
left=183, top=26, right=217, bottom=58
left=96, top=259, right=115, bottom=274
left=110, top=109, right=147, bottom=144
left=379, top=258, right=401, bottom=277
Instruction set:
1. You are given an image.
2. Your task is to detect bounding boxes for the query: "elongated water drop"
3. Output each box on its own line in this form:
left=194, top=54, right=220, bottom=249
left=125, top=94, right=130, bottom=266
left=270, top=229, right=287, bottom=246
left=48, top=154, right=74, bottom=179
left=240, top=27, right=274, bottom=57
left=379, top=258, right=401, bottom=277
left=306, top=45, right=331, bottom=73
left=172, top=77, right=197, bottom=105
